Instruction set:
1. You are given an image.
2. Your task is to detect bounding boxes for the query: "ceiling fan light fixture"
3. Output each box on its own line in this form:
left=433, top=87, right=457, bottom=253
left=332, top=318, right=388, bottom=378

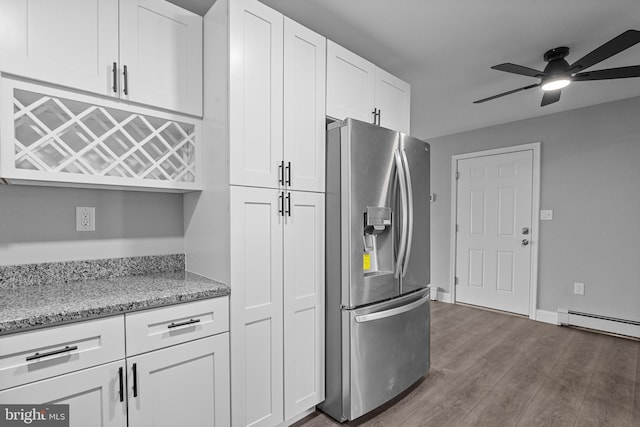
left=541, top=76, right=571, bottom=91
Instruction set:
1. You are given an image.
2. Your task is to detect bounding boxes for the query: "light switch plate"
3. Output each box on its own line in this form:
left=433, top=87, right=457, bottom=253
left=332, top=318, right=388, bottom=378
left=540, top=210, right=553, bottom=220
left=574, top=282, right=585, bottom=295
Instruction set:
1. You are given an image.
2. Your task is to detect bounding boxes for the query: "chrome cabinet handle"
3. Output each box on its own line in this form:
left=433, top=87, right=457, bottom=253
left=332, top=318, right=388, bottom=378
left=372, top=108, right=378, bottom=124
left=285, top=161, right=291, bottom=186
left=278, top=192, right=284, bottom=216
left=167, top=318, right=200, bottom=329
left=26, top=345, right=78, bottom=361
left=118, top=366, right=124, bottom=402
left=278, top=161, right=284, bottom=185
left=286, top=192, right=291, bottom=216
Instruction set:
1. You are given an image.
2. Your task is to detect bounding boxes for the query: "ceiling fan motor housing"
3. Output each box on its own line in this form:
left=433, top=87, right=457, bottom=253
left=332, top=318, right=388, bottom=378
left=543, top=47, right=571, bottom=76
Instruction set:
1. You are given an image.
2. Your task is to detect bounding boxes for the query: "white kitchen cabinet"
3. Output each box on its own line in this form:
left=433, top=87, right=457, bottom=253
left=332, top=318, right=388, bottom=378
left=0, top=298, right=230, bottom=426
left=0, top=0, right=202, bottom=116
left=283, top=191, right=325, bottom=419
left=127, top=334, right=230, bottom=427
left=0, top=360, right=127, bottom=427
left=119, top=0, right=203, bottom=116
left=283, top=18, right=327, bottom=193
left=0, top=77, right=202, bottom=192
left=229, top=185, right=324, bottom=426
left=326, top=41, right=411, bottom=133
left=229, top=1, right=325, bottom=192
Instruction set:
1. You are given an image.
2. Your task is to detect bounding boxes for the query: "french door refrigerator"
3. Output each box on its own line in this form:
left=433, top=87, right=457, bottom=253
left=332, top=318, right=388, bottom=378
left=320, top=118, right=430, bottom=422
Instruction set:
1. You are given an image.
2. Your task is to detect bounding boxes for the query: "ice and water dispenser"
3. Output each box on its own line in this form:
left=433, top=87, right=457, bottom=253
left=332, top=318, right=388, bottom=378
left=362, top=206, right=393, bottom=276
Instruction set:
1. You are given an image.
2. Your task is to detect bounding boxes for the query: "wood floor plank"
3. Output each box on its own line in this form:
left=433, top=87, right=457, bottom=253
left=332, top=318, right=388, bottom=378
left=572, top=334, right=639, bottom=427
left=295, top=304, right=640, bottom=427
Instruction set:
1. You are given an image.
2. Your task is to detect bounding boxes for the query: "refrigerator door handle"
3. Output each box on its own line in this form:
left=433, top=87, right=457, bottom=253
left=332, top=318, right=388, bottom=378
left=354, top=292, right=430, bottom=323
left=393, top=150, right=409, bottom=278
left=400, top=149, right=414, bottom=277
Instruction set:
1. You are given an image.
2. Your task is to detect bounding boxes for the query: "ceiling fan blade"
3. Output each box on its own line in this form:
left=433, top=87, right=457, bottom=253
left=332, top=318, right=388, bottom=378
left=541, top=90, right=561, bottom=106
left=573, top=65, right=640, bottom=81
left=473, top=83, right=540, bottom=104
left=569, top=29, right=640, bottom=72
left=491, top=63, right=544, bottom=78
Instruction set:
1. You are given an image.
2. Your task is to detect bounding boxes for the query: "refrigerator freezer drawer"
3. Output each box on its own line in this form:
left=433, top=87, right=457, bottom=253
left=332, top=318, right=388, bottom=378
left=346, top=289, right=430, bottom=420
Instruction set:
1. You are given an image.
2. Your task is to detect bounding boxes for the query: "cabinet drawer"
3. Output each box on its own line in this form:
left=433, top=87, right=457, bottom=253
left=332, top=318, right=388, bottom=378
left=125, top=297, right=229, bottom=356
left=0, top=316, right=125, bottom=391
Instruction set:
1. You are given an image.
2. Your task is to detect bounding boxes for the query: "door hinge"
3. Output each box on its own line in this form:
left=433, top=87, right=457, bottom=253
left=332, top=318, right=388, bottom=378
left=455, top=171, right=459, bottom=180
left=455, top=224, right=459, bottom=232
left=454, top=276, right=459, bottom=285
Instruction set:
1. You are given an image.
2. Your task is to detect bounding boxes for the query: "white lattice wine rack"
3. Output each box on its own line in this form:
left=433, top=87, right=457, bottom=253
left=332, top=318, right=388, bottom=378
left=0, top=78, right=201, bottom=191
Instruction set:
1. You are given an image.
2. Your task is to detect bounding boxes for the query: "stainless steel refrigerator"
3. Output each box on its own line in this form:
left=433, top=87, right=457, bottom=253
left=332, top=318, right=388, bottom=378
left=320, top=118, right=430, bottom=422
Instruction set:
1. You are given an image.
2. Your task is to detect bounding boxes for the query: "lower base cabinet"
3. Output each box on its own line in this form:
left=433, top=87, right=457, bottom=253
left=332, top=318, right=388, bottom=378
left=0, top=298, right=230, bottom=427
left=0, top=360, right=127, bottom=427
left=128, top=334, right=230, bottom=427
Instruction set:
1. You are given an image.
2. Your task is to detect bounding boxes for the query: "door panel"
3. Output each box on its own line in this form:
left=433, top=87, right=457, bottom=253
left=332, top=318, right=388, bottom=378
left=229, top=0, right=283, bottom=188
left=374, top=68, right=411, bottom=133
left=230, top=186, right=283, bottom=427
left=326, top=41, right=375, bottom=123
left=346, top=289, right=429, bottom=420
left=283, top=18, right=326, bottom=192
left=0, top=361, right=127, bottom=427
left=119, top=0, right=203, bottom=115
left=399, top=134, right=430, bottom=294
left=127, top=335, right=230, bottom=427
left=455, top=150, right=533, bottom=315
left=0, top=0, right=119, bottom=96
left=283, top=191, right=325, bottom=418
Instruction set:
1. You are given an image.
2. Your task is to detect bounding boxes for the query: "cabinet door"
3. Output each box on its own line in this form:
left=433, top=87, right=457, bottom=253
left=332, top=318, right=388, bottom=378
left=374, top=67, right=411, bottom=133
left=326, top=40, right=375, bottom=124
left=127, top=334, right=230, bottom=427
left=0, top=0, right=119, bottom=96
left=0, top=360, right=127, bottom=427
left=119, top=0, right=203, bottom=116
left=230, top=186, right=284, bottom=427
left=283, top=18, right=326, bottom=193
left=283, top=191, right=325, bottom=419
left=229, top=0, right=284, bottom=189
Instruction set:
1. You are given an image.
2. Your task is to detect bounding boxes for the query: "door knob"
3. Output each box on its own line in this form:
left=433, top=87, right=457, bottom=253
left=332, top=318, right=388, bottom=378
left=522, top=239, right=529, bottom=246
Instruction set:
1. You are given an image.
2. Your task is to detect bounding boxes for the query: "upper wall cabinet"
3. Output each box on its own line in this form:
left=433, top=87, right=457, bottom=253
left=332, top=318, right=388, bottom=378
left=229, top=3, right=326, bottom=192
left=326, top=41, right=411, bottom=133
left=0, top=0, right=203, bottom=116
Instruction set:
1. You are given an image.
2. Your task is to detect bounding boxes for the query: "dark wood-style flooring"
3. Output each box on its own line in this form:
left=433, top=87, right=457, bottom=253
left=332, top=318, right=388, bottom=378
left=296, top=301, right=640, bottom=427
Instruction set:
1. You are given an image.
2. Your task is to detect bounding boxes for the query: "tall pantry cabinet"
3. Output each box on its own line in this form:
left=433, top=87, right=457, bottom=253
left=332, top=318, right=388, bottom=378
left=184, top=0, right=325, bottom=426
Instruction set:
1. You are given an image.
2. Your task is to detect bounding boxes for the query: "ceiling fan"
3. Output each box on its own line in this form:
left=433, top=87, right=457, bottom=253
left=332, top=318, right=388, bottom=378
left=474, top=29, right=640, bottom=106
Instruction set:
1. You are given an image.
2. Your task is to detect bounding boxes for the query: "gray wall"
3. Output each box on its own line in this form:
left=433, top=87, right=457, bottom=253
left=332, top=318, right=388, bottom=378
left=416, top=96, right=640, bottom=322
left=0, top=185, right=185, bottom=265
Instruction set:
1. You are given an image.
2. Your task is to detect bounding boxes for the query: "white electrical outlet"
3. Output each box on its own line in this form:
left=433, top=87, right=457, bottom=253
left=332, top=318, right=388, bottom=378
left=76, top=207, right=96, bottom=231
left=574, top=282, right=585, bottom=295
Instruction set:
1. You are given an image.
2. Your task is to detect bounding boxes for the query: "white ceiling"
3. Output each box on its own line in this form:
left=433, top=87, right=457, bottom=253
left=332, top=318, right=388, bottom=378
left=175, top=0, right=640, bottom=138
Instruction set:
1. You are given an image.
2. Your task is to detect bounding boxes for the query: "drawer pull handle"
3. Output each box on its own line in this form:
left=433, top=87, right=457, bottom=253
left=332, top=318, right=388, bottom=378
left=26, top=345, right=78, bottom=361
left=167, top=318, right=201, bottom=329
left=118, top=366, right=124, bottom=402
left=132, top=362, right=138, bottom=397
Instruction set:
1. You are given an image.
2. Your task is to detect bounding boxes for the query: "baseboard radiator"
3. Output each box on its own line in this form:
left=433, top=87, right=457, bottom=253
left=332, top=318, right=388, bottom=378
left=557, top=309, right=640, bottom=339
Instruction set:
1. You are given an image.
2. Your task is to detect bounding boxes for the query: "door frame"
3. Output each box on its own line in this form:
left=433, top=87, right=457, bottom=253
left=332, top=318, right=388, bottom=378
left=448, top=142, right=541, bottom=320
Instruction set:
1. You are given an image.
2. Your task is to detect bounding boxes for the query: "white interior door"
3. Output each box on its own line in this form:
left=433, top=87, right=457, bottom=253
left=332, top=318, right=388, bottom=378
left=230, top=186, right=284, bottom=427
left=455, top=150, right=533, bottom=315
left=283, top=191, right=324, bottom=419
left=283, top=18, right=326, bottom=193
left=0, top=0, right=119, bottom=96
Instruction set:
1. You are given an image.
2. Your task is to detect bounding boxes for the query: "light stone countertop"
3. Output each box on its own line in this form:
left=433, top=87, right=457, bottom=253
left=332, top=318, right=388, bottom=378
left=0, top=270, right=229, bottom=335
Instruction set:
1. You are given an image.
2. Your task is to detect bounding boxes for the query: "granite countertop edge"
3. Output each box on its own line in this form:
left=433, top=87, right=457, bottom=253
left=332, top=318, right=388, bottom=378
left=0, top=271, right=230, bottom=336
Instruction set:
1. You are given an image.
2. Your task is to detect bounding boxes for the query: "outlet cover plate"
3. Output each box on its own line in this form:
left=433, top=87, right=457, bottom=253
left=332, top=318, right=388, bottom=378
left=574, top=282, right=585, bottom=295
left=540, top=210, right=553, bottom=220
left=76, top=207, right=95, bottom=231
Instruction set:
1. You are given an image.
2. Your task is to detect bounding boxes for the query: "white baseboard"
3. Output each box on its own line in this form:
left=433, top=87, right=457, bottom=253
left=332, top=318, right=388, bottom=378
left=430, top=287, right=452, bottom=303
left=535, top=310, right=559, bottom=325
